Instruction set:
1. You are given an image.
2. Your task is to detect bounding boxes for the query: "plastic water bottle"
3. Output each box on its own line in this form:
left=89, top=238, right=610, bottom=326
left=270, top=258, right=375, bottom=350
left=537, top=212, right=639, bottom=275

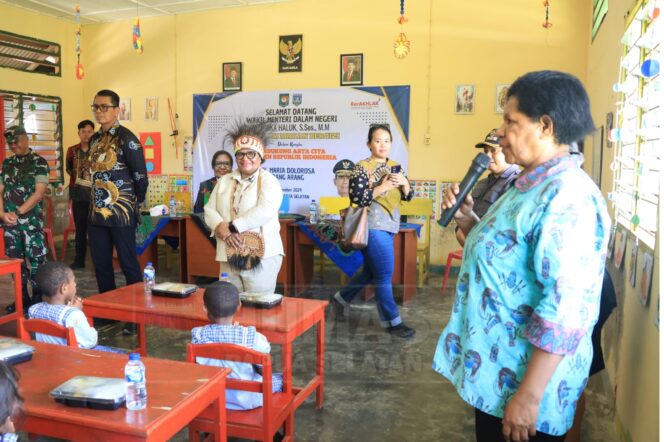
left=143, top=262, right=155, bottom=294
left=124, top=353, right=147, bottom=410
left=169, top=195, right=177, bottom=217
left=220, top=272, right=230, bottom=282
left=309, top=199, right=319, bottom=224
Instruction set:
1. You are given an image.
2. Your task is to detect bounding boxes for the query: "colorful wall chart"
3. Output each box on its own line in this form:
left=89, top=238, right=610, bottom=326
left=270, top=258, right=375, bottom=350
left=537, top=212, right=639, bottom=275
left=140, top=132, right=162, bottom=175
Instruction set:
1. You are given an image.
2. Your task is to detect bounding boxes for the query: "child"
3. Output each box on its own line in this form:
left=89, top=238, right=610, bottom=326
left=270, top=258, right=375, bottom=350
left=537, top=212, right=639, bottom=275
left=191, top=281, right=283, bottom=410
left=0, top=361, right=22, bottom=441
left=29, top=262, right=124, bottom=353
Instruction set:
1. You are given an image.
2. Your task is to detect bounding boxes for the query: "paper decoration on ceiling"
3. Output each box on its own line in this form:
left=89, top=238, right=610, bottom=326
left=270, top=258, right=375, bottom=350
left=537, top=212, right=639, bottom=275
left=543, top=0, right=553, bottom=29
left=133, top=18, right=144, bottom=54
left=394, top=0, right=410, bottom=59
left=641, top=59, right=660, bottom=77
left=75, top=5, right=84, bottom=79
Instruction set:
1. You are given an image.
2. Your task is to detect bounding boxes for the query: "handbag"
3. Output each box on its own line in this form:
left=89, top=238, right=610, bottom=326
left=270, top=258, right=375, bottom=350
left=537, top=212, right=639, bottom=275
left=226, top=174, right=266, bottom=272
left=339, top=205, right=369, bottom=250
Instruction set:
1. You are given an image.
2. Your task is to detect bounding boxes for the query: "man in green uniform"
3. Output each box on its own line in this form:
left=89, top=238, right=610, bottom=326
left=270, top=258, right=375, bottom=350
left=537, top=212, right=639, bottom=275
left=0, top=125, right=49, bottom=313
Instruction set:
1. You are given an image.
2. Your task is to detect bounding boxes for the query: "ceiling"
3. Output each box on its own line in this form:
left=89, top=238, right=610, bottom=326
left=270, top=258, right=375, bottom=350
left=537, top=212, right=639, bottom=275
left=0, top=0, right=291, bottom=24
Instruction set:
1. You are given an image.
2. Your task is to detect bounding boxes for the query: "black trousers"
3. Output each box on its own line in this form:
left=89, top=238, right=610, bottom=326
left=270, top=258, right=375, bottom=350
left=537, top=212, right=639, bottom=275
left=89, top=224, right=142, bottom=293
left=72, top=199, right=90, bottom=265
left=475, top=409, right=566, bottom=442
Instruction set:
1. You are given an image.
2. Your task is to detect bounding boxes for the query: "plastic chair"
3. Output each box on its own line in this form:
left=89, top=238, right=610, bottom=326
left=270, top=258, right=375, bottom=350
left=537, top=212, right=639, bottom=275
left=18, top=317, right=78, bottom=347
left=42, top=196, right=57, bottom=261
left=442, top=249, right=463, bottom=294
left=186, top=343, right=294, bottom=442
left=400, top=198, right=434, bottom=288
left=0, top=227, right=5, bottom=258
left=60, top=199, right=76, bottom=261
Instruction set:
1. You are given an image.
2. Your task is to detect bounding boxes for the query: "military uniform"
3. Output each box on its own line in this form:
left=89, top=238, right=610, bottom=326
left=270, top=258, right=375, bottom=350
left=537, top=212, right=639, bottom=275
left=0, top=149, right=49, bottom=305
left=87, top=121, right=148, bottom=293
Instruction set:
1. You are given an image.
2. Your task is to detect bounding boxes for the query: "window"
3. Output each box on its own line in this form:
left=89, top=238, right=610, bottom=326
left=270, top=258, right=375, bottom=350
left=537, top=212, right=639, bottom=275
left=611, top=0, right=661, bottom=249
left=1, top=91, right=63, bottom=183
left=0, top=30, right=61, bottom=76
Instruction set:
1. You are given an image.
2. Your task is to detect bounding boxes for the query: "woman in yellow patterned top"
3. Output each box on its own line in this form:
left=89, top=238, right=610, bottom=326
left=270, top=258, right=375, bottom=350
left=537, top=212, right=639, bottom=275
left=331, top=124, right=415, bottom=338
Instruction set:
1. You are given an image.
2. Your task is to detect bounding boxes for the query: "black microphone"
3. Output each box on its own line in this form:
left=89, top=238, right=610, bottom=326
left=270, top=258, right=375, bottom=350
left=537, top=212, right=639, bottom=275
left=438, top=153, right=491, bottom=227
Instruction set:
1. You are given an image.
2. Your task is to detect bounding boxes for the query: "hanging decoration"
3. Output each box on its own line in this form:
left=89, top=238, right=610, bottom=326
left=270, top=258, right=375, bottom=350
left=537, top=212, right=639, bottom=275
left=132, top=2, right=144, bottom=54
left=393, top=0, right=410, bottom=59
left=75, top=5, right=84, bottom=79
left=543, top=0, right=553, bottom=29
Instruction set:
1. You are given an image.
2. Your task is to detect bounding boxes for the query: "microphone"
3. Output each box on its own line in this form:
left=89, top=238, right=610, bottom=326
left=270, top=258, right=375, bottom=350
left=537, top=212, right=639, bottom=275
left=438, top=153, right=491, bottom=227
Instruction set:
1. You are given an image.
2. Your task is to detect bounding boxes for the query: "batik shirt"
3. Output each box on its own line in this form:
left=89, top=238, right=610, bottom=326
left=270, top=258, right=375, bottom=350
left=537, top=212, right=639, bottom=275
left=471, top=164, right=520, bottom=219
left=193, top=177, right=218, bottom=213
left=88, top=121, right=148, bottom=227
left=65, top=143, right=92, bottom=202
left=0, top=149, right=48, bottom=220
left=28, top=302, right=98, bottom=349
left=433, top=155, right=610, bottom=436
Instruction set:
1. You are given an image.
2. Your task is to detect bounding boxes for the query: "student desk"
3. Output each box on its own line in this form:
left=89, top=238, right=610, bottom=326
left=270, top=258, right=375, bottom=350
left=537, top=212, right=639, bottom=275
left=13, top=339, right=230, bottom=442
left=83, top=284, right=328, bottom=410
left=0, top=258, right=23, bottom=333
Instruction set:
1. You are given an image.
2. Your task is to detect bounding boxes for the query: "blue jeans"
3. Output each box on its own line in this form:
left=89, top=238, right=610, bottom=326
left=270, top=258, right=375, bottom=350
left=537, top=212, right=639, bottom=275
left=337, top=229, right=402, bottom=327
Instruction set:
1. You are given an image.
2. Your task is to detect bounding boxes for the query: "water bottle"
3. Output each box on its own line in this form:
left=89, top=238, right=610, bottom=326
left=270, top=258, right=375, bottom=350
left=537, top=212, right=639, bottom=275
left=220, top=272, right=230, bottom=282
left=124, top=353, right=147, bottom=410
left=143, top=262, right=155, bottom=294
left=309, top=199, right=319, bottom=224
left=169, top=195, right=177, bottom=217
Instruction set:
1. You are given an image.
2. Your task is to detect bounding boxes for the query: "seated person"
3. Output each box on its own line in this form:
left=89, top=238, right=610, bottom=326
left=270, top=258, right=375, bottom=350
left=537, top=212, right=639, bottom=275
left=191, top=281, right=283, bottom=410
left=0, top=361, right=22, bottom=441
left=29, top=262, right=124, bottom=353
left=193, top=150, right=234, bottom=213
left=332, top=159, right=355, bottom=197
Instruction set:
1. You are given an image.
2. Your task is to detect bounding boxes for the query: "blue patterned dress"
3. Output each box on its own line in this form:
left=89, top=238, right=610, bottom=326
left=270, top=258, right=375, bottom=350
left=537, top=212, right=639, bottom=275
left=433, top=155, right=610, bottom=436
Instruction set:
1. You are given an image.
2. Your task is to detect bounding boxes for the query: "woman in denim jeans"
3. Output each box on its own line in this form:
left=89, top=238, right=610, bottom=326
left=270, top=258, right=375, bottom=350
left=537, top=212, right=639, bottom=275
left=331, top=124, right=415, bottom=338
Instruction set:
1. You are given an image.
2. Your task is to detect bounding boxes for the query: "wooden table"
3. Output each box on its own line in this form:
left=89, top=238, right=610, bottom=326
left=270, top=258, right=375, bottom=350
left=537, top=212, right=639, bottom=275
left=14, top=339, right=230, bottom=441
left=0, top=258, right=23, bottom=333
left=292, top=226, right=419, bottom=303
left=83, top=284, right=327, bottom=410
left=136, top=217, right=188, bottom=282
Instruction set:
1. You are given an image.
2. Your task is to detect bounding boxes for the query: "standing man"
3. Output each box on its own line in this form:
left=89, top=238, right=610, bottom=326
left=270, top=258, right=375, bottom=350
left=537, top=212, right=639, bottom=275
left=65, top=120, right=95, bottom=269
left=332, top=159, right=354, bottom=198
left=0, top=125, right=49, bottom=313
left=88, top=90, right=148, bottom=306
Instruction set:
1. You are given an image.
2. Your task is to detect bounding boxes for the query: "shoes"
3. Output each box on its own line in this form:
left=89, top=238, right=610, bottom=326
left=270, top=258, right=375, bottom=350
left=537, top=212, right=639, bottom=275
left=69, top=262, right=85, bottom=270
left=122, top=323, right=138, bottom=335
left=388, top=323, right=415, bottom=338
left=329, top=293, right=346, bottom=321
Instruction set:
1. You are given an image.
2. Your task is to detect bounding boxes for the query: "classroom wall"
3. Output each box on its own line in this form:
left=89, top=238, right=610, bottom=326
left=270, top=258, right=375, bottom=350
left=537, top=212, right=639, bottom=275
left=586, top=1, right=660, bottom=441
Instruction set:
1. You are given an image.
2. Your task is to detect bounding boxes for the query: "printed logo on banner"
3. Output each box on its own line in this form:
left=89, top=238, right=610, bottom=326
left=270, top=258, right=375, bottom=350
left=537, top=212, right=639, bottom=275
left=293, top=94, right=302, bottom=106
left=279, top=93, right=290, bottom=107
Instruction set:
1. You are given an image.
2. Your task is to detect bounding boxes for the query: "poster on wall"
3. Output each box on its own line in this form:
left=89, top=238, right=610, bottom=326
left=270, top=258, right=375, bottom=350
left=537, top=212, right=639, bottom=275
left=640, top=250, right=654, bottom=307
left=145, top=97, right=158, bottom=121
left=193, top=86, right=410, bottom=214
left=183, top=136, right=193, bottom=172
left=495, top=84, right=510, bottom=113
left=278, top=34, right=303, bottom=72
left=455, top=85, right=474, bottom=114
left=119, top=98, right=131, bottom=121
left=628, top=236, right=638, bottom=287
left=613, top=227, right=628, bottom=270
left=140, top=132, right=162, bottom=175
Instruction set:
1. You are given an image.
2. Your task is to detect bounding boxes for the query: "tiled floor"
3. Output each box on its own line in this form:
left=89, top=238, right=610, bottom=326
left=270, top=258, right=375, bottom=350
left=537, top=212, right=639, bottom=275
left=0, top=243, right=619, bottom=442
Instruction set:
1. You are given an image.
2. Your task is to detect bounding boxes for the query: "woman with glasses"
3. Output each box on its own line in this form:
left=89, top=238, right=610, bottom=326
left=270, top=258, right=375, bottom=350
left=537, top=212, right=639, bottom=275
left=193, top=150, right=234, bottom=213
left=204, top=119, right=284, bottom=294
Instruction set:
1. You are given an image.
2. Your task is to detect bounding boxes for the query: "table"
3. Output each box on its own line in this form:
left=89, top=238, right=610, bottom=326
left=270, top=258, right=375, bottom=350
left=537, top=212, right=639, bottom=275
left=293, top=225, right=419, bottom=303
left=136, top=217, right=188, bottom=282
left=84, top=284, right=327, bottom=410
left=0, top=258, right=23, bottom=333
left=14, top=340, right=230, bottom=441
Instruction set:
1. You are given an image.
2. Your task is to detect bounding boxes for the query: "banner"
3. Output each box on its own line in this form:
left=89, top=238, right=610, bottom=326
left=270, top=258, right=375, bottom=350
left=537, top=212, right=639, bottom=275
left=193, top=86, right=410, bottom=214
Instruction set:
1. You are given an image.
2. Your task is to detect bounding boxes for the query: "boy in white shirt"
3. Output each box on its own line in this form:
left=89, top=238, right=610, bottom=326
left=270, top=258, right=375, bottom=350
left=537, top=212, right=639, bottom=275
left=191, top=281, right=282, bottom=410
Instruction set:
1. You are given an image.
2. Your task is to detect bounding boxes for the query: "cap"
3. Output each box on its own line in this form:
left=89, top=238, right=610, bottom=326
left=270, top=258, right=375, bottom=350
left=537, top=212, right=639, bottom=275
left=475, top=129, right=500, bottom=149
left=3, top=125, right=27, bottom=144
left=333, top=159, right=355, bottom=176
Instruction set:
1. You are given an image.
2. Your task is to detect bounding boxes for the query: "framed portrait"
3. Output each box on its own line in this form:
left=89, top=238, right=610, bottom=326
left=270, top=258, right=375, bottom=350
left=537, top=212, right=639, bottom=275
left=145, top=97, right=158, bottom=121
left=119, top=98, right=131, bottom=121
left=639, top=251, right=654, bottom=307
left=222, top=62, right=242, bottom=92
left=340, top=53, right=363, bottom=86
left=279, top=34, right=303, bottom=72
left=455, top=85, right=475, bottom=114
left=495, top=84, right=510, bottom=113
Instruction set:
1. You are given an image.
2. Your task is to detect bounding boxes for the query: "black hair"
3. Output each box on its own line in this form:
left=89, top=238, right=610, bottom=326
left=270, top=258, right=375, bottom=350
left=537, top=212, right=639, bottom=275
left=35, top=261, right=73, bottom=298
left=77, top=120, right=95, bottom=130
left=210, top=150, right=233, bottom=170
left=507, top=70, right=595, bottom=145
left=0, top=361, right=22, bottom=427
left=95, top=89, right=120, bottom=107
left=203, top=281, right=240, bottom=319
left=367, top=124, right=392, bottom=144
left=224, top=117, right=273, bottom=164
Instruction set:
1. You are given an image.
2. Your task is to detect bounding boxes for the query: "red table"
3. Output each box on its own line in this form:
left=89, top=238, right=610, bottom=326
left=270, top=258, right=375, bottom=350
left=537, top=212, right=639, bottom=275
left=83, top=284, right=328, bottom=410
left=0, top=258, right=23, bottom=333
left=14, top=339, right=230, bottom=441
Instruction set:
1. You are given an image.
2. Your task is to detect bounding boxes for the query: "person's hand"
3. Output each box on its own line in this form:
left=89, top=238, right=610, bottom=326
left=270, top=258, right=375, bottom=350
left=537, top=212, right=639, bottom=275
left=224, top=232, right=243, bottom=249
left=389, top=172, right=408, bottom=187
left=0, top=211, right=18, bottom=226
left=67, top=296, right=83, bottom=310
left=442, top=183, right=474, bottom=221
left=502, top=390, right=539, bottom=441
left=214, top=222, right=231, bottom=240
left=377, top=178, right=399, bottom=194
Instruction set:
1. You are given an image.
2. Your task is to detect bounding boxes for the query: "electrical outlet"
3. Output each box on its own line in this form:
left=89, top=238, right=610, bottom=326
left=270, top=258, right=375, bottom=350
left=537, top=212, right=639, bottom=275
left=424, top=133, right=431, bottom=145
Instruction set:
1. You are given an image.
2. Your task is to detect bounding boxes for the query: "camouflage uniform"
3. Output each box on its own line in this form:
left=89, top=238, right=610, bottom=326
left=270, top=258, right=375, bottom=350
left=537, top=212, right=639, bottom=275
left=0, top=149, right=49, bottom=304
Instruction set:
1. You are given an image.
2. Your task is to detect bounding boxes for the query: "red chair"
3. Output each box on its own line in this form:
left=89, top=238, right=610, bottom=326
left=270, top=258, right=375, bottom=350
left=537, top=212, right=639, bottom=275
left=441, top=249, right=463, bottom=294
left=186, top=343, right=294, bottom=442
left=0, top=227, right=5, bottom=258
left=42, top=196, right=57, bottom=261
left=18, top=317, right=78, bottom=347
left=60, top=199, right=76, bottom=261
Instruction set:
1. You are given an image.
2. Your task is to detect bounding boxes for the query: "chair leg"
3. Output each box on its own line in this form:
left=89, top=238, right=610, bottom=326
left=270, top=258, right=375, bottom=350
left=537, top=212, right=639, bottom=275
left=441, top=253, right=454, bottom=294
left=60, top=231, right=69, bottom=262
left=46, top=232, right=57, bottom=261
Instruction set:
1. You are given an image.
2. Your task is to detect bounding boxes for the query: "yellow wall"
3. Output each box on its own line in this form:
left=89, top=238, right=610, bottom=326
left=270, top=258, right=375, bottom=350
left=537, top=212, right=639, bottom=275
left=586, top=1, right=660, bottom=441
left=0, top=5, right=84, bottom=150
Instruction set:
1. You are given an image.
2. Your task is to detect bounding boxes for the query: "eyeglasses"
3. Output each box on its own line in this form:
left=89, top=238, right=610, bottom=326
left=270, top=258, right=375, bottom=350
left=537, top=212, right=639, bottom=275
left=214, top=161, right=232, bottom=168
left=335, top=175, right=350, bottom=181
left=90, top=104, right=118, bottom=112
left=235, top=151, right=258, bottom=160
left=483, top=146, right=501, bottom=154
